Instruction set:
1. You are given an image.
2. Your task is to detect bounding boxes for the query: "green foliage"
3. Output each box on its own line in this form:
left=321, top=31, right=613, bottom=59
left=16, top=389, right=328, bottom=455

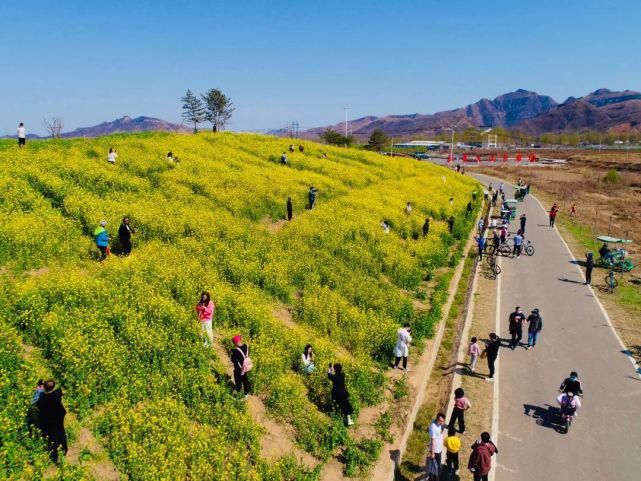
left=366, top=128, right=389, bottom=152
left=392, top=375, right=410, bottom=400
left=603, top=169, right=620, bottom=183
left=343, top=438, right=382, bottom=477
left=374, top=410, right=393, bottom=443
left=321, top=128, right=355, bottom=146
left=202, top=88, right=235, bottom=132
left=181, top=89, right=206, bottom=132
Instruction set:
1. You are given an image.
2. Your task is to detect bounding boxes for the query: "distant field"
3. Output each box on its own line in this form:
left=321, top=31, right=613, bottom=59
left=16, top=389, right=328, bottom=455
left=0, top=132, right=479, bottom=480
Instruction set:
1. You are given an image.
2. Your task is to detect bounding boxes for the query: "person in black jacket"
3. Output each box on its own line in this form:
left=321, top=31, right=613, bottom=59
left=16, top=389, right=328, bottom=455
left=328, top=363, right=354, bottom=426
left=559, top=371, right=583, bottom=396
left=483, top=333, right=501, bottom=381
left=286, top=197, right=293, bottom=221
left=230, top=335, right=250, bottom=397
left=526, top=308, right=543, bottom=349
left=585, top=252, right=594, bottom=285
left=422, top=218, right=430, bottom=237
left=36, top=380, right=68, bottom=463
left=508, top=306, right=526, bottom=350
left=118, top=217, right=134, bottom=256
left=519, top=213, right=527, bottom=235
left=448, top=216, right=455, bottom=234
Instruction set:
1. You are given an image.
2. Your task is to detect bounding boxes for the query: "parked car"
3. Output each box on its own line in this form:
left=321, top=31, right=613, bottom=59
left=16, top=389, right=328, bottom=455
left=412, top=152, right=431, bottom=160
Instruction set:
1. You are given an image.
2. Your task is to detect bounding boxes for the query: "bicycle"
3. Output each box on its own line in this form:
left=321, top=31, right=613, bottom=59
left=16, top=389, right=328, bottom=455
left=487, top=254, right=501, bottom=276
left=524, top=240, right=535, bottom=256
left=605, top=269, right=618, bottom=292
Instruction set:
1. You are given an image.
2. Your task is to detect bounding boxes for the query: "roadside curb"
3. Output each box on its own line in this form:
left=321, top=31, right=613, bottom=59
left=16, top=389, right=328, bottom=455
left=376, top=194, right=485, bottom=481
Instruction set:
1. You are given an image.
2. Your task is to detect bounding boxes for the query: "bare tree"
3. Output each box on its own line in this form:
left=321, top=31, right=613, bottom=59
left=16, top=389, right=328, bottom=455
left=43, top=117, right=64, bottom=139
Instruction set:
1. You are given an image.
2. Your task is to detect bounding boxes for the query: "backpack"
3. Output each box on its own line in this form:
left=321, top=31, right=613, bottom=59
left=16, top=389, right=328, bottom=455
left=236, top=346, right=253, bottom=374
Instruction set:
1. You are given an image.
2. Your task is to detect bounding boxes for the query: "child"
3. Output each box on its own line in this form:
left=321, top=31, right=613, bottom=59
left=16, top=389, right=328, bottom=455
left=444, top=427, right=461, bottom=474
left=449, top=387, right=471, bottom=434
left=469, top=337, right=481, bottom=372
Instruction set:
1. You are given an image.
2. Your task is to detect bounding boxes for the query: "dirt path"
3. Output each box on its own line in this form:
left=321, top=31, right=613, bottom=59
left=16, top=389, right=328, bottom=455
left=66, top=426, right=121, bottom=480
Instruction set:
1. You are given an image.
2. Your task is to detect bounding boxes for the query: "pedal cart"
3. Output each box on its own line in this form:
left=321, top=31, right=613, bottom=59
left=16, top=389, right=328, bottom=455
left=595, top=235, right=634, bottom=272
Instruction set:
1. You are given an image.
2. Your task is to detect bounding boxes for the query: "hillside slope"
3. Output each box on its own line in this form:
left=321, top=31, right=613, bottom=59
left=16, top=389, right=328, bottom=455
left=0, top=133, right=479, bottom=480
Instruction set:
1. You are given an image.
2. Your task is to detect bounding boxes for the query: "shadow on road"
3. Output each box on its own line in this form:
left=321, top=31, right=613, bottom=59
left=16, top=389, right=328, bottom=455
left=558, top=277, right=585, bottom=285
left=523, top=403, right=567, bottom=433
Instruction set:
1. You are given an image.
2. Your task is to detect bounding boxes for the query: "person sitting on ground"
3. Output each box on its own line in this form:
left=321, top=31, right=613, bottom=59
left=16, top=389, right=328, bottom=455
left=468, top=432, right=498, bottom=481
left=392, top=323, right=412, bottom=371
left=289, top=144, right=295, bottom=153
left=301, top=344, right=315, bottom=373
left=231, top=335, right=251, bottom=398
left=107, top=147, right=117, bottom=164
left=559, top=371, right=583, bottom=396
left=299, top=145, right=304, bottom=152
left=94, top=220, right=110, bottom=260
left=195, top=291, right=215, bottom=346
left=36, top=380, right=68, bottom=463
left=166, top=151, right=174, bottom=162
left=321, top=152, right=327, bottom=159
left=328, top=363, right=354, bottom=426
left=118, top=216, right=135, bottom=256
left=422, top=218, right=430, bottom=237
left=280, top=152, right=288, bottom=165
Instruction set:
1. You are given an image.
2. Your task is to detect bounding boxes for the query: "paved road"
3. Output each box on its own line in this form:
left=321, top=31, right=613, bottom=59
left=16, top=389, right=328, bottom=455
left=473, top=174, right=641, bottom=481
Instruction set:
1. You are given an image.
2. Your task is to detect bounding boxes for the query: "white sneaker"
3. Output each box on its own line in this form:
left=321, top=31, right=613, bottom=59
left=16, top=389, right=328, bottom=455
left=485, top=377, right=494, bottom=382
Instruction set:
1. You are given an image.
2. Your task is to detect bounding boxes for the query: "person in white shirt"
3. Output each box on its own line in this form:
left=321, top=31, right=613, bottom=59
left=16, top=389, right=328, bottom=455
left=393, top=324, right=412, bottom=371
left=107, top=147, right=117, bottom=164
left=405, top=202, right=412, bottom=215
left=17, top=123, right=26, bottom=147
left=301, top=344, right=315, bottom=374
left=427, top=413, right=446, bottom=475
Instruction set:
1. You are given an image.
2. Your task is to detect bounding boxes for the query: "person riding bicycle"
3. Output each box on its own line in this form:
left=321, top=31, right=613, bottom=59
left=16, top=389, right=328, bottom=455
left=557, top=391, right=581, bottom=417
left=559, top=371, right=583, bottom=396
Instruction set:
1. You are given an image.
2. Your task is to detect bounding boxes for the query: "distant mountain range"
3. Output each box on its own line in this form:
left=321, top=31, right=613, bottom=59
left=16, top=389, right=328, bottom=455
left=274, top=88, right=641, bottom=139
left=2, top=116, right=189, bottom=139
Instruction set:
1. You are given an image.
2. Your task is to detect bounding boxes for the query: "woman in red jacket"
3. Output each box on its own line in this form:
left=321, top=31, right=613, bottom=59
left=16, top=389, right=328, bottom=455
left=195, top=291, right=215, bottom=346
left=468, top=432, right=498, bottom=481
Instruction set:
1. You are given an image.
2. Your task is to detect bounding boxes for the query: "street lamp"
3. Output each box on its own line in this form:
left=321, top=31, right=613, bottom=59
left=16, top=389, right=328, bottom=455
left=344, top=107, right=349, bottom=138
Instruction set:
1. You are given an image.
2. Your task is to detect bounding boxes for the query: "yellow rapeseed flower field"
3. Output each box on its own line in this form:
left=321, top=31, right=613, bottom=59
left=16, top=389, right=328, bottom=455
left=0, top=132, right=478, bottom=480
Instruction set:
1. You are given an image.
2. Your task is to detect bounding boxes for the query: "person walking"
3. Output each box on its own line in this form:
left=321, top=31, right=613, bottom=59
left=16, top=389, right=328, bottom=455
left=17, top=122, right=26, bottom=147
left=585, top=252, right=594, bottom=285
left=301, top=344, right=315, bottom=373
left=286, top=197, right=293, bottom=221
left=475, top=235, right=486, bottom=261
left=107, top=147, right=117, bottom=164
left=549, top=203, right=559, bottom=227
left=477, top=218, right=485, bottom=234
left=422, top=218, right=430, bottom=237
left=526, top=308, right=543, bottom=349
left=491, top=230, right=500, bottom=256
left=449, top=387, right=472, bottom=434
left=447, top=216, right=455, bottom=234
left=308, top=186, right=319, bottom=209
left=512, top=232, right=523, bottom=258
left=195, top=292, right=215, bottom=346
left=483, top=333, right=500, bottom=380
left=570, top=203, right=576, bottom=217
left=280, top=152, right=288, bottom=165
left=468, top=337, right=481, bottom=372
left=36, top=380, right=68, bottom=463
left=508, top=306, right=526, bottom=349
left=231, top=335, right=251, bottom=398
left=427, top=413, right=446, bottom=477
left=444, top=427, right=461, bottom=474
left=118, top=217, right=134, bottom=256
left=519, top=213, right=527, bottom=234
left=328, top=363, right=354, bottom=426
left=393, top=324, right=412, bottom=371
left=468, top=432, right=498, bottom=481
left=94, top=220, right=110, bottom=260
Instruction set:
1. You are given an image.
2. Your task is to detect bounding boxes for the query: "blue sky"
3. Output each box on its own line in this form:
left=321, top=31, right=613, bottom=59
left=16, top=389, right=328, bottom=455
left=1, top=0, right=640, bottom=135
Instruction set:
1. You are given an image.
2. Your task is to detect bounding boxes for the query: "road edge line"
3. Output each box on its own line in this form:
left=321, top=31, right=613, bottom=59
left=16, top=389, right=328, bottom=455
left=528, top=193, right=641, bottom=379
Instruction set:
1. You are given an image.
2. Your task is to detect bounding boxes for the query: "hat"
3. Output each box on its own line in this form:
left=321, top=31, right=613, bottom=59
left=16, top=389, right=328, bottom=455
left=232, top=335, right=242, bottom=345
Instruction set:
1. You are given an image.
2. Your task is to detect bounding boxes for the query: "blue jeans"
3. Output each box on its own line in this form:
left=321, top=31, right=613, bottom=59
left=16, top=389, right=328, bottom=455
left=528, top=331, right=539, bottom=346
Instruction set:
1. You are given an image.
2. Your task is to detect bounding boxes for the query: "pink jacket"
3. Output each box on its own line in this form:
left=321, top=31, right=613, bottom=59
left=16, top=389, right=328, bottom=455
left=196, top=301, right=215, bottom=322
left=469, top=342, right=481, bottom=356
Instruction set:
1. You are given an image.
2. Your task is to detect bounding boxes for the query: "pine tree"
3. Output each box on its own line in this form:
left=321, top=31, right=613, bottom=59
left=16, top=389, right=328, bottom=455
left=202, top=88, right=235, bottom=132
left=367, top=129, right=389, bottom=151
left=181, top=89, right=206, bottom=133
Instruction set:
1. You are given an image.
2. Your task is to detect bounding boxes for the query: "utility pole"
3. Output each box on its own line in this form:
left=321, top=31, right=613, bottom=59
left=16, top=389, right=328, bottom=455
left=344, top=107, right=349, bottom=138
left=292, top=121, right=300, bottom=139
